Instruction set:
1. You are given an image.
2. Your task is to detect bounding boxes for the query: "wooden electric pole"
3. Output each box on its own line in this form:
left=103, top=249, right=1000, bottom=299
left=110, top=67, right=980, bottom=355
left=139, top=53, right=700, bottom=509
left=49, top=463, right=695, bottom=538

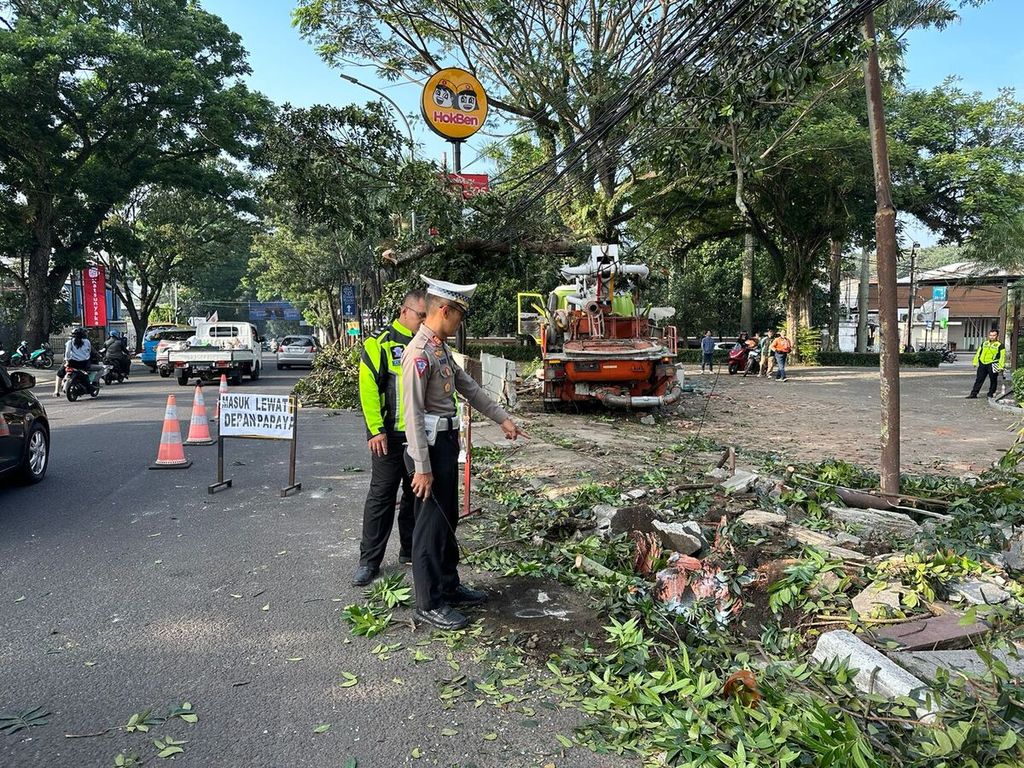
left=861, top=12, right=901, bottom=496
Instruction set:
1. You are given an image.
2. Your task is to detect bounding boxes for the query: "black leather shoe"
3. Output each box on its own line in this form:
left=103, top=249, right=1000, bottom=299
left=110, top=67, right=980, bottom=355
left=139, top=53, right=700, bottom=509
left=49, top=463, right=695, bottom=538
left=398, top=553, right=413, bottom=566
left=415, top=605, right=469, bottom=630
left=443, top=584, right=488, bottom=606
left=966, top=394, right=978, bottom=399
left=351, top=565, right=379, bottom=587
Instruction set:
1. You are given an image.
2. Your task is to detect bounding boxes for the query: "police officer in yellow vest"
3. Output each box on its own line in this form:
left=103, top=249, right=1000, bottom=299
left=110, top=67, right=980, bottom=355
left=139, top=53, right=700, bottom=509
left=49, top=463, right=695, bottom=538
left=352, top=290, right=427, bottom=587
left=967, top=329, right=1007, bottom=399
left=402, top=276, right=528, bottom=630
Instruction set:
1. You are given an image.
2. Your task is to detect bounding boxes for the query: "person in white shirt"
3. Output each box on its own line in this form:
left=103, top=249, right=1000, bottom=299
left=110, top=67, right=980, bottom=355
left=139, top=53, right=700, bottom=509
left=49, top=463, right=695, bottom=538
left=54, top=328, right=93, bottom=397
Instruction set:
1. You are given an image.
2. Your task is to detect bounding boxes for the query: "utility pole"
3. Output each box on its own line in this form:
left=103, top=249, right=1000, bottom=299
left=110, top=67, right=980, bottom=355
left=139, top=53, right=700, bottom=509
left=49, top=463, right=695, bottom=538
left=741, top=233, right=754, bottom=334
left=861, top=11, right=901, bottom=496
left=857, top=246, right=870, bottom=352
left=904, top=242, right=919, bottom=351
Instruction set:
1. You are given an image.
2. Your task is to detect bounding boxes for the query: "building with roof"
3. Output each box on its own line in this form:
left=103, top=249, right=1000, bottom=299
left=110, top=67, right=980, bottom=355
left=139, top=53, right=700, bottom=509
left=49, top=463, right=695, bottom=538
left=862, top=261, right=1022, bottom=352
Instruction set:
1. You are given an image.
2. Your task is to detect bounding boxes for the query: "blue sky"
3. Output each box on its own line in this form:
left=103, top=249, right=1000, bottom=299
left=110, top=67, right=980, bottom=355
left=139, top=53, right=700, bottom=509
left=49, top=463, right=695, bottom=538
left=204, top=0, right=1023, bottom=242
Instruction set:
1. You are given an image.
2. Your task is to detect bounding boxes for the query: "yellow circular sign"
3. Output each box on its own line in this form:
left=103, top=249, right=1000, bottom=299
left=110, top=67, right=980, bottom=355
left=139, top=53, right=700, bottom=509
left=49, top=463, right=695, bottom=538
left=421, top=68, right=488, bottom=141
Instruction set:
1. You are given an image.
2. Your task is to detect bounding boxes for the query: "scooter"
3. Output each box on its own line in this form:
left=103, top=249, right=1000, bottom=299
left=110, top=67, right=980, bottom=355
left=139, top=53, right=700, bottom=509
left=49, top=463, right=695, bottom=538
left=3, top=341, right=54, bottom=369
left=727, top=344, right=751, bottom=375
left=742, top=347, right=762, bottom=377
left=102, top=353, right=132, bottom=385
left=64, top=362, right=109, bottom=401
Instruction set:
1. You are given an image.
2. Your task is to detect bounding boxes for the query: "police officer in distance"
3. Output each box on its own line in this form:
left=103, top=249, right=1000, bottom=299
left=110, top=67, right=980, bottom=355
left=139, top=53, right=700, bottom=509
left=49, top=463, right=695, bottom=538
left=351, top=290, right=427, bottom=587
left=402, top=276, right=528, bottom=630
left=966, top=328, right=1007, bottom=399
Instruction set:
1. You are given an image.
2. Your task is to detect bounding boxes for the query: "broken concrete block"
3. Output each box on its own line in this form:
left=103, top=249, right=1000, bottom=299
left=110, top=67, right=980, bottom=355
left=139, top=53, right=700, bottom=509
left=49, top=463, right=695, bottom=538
left=948, top=579, right=1011, bottom=606
left=892, top=649, right=1024, bottom=683
left=852, top=581, right=905, bottom=617
left=789, top=525, right=867, bottom=561
left=621, top=488, right=647, bottom=501
left=835, top=531, right=862, bottom=548
left=719, top=469, right=758, bottom=494
left=812, top=630, right=936, bottom=718
left=640, top=414, right=656, bottom=426
left=592, top=504, right=620, bottom=536
left=874, top=612, right=990, bottom=651
left=827, top=506, right=921, bottom=541
left=1002, top=536, right=1024, bottom=572
left=737, top=509, right=787, bottom=527
left=652, top=520, right=704, bottom=555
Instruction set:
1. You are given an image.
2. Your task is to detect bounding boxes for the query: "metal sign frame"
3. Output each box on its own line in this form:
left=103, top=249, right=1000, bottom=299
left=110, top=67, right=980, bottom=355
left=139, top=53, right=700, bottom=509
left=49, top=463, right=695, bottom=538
left=208, top=395, right=301, bottom=497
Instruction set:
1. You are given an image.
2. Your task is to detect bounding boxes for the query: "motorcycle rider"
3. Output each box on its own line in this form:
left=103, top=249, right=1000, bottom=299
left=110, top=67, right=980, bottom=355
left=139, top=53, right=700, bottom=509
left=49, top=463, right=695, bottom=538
left=102, top=330, right=131, bottom=377
left=55, top=328, right=94, bottom=397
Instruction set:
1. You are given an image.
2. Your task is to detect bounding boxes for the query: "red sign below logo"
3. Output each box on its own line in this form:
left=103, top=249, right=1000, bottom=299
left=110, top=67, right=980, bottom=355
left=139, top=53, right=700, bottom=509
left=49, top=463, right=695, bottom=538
left=447, top=173, right=490, bottom=198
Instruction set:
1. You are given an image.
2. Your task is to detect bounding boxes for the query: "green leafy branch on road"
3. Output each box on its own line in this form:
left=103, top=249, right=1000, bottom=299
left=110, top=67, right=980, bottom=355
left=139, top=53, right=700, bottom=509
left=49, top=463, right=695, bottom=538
left=0, top=706, right=50, bottom=734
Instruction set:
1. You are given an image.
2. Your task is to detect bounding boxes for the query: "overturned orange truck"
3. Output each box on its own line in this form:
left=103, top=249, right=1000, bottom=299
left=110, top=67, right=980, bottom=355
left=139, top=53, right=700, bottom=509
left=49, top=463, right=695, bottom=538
left=518, top=245, right=682, bottom=409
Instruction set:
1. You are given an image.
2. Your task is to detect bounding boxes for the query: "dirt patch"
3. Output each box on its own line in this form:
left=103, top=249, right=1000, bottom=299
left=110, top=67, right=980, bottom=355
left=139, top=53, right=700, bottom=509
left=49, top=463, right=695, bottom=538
left=476, top=575, right=607, bottom=658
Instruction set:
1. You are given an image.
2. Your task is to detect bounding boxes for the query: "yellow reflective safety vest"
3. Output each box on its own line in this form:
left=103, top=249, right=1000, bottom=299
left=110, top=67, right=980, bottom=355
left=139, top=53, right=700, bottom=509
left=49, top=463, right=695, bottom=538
left=359, top=320, right=414, bottom=437
left=972, top=339, right=1006, bottom=369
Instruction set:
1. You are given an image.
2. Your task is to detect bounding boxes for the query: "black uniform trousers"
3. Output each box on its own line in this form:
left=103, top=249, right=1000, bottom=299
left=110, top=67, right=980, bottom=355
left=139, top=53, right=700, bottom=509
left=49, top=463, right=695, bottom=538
left=358, top=432, right=415, bottom=569
left=969, top=363, right=999, bottom=397
left=411, top=430, right=461, bottom=611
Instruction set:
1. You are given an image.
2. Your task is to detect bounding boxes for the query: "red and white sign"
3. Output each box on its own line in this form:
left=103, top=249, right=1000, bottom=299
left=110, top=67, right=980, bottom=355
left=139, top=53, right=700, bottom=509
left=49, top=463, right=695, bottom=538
left=447, top=173, right=490, bottom=198
left=82, top=265, right=107, bottom=327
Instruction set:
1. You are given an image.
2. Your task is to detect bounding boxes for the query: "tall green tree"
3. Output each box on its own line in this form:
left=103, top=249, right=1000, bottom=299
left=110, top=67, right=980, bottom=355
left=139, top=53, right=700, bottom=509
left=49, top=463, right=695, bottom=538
left=96, top=185, right=258, bottom=348
left=253, top=103, right=457, bottom=340
left=0, top=0, right=270, bottom=344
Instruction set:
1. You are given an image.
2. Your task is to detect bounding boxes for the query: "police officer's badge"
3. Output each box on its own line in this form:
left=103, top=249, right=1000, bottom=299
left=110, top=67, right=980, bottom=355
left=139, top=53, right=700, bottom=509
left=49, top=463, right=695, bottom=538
left=414, top=358, right=429, bottom=376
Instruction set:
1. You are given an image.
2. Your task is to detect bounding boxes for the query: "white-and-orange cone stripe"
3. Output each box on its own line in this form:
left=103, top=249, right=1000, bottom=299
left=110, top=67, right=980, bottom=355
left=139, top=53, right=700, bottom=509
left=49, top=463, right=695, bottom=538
left=150, top=394, right=192, bottom=469
left=185, top=384, right=214, bottom=445
left=212, top=373, right=229, bottom=422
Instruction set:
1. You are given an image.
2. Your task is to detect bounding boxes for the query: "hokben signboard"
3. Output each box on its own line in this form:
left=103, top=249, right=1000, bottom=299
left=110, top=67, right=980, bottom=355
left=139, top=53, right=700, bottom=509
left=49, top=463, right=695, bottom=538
left=219, top=394, right=295, bottom=439
left=421, top=68, right=488, bottom=141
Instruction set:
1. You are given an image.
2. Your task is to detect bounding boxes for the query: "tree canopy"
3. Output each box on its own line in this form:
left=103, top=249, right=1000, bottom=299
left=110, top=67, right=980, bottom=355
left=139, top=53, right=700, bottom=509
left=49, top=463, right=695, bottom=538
left=0, top=0, right=271, bottom=343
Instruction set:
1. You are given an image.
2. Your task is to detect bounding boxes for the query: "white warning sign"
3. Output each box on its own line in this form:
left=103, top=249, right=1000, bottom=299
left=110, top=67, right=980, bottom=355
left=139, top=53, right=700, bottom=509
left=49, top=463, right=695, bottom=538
left=219, top=394, right=295, bottom=439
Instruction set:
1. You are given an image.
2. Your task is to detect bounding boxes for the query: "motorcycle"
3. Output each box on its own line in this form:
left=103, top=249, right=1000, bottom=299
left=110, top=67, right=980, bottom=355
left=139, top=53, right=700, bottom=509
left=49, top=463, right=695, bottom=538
left=64, top=362, right=109, bottom=401
left=742, top=346, right=762, bottom=376
left=102, top=352, right=132, bottom=385
left=2, top=341, right=54, bottom=369
left=727, top=344, right=752, bottom=375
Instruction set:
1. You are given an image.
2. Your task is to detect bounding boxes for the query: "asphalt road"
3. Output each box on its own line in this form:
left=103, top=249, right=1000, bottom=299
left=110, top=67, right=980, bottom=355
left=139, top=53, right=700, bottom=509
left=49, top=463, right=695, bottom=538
left=0, top=365, right=616, bottom=768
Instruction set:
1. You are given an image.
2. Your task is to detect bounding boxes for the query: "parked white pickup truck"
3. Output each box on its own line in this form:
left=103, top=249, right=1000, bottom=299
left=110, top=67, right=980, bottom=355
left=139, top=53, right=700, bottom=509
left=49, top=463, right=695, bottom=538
left=168, top=322, right=264, bottom=386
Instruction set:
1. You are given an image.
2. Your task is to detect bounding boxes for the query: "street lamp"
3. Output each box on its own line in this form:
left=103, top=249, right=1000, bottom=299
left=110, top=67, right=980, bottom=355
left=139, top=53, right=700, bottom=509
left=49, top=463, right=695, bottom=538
left=905, top=241, right=921, bottom=351
left=339, top=73, right=415, bottom=160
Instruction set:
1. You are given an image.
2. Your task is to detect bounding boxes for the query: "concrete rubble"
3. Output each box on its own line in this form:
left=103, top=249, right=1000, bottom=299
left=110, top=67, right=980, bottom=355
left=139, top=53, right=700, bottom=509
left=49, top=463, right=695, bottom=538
left=737, top=509, right=787, bottom=527
left=948, top=579, right=1011, bottom=606
left=652, top=519, right=704, bottom=555
left=718, top=469, right=758, bottom=494
left=851, top=581, right=905, bottom=617
left=892, top=649, right=1024, bottom=683
left=812, top=630, right=938, bottom=720
left=789, top=525, right=867, bottom=561
left=826, top=505, right=921, bottom=541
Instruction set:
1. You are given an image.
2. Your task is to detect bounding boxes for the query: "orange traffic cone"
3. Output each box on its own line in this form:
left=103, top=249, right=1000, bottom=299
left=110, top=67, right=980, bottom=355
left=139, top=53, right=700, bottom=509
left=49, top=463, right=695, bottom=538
left=185, top=384, right=214, bottom=446
left=149, top=395, right=192, bottom=470
left=212, top=373, right=228, bottom=422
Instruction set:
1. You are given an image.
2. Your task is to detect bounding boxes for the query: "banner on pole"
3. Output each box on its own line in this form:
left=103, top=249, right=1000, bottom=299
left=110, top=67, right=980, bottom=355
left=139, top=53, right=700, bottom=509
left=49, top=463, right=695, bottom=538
left=219, top=394, right=295, bottom=439
left=82, top=265, right=107, bottom=327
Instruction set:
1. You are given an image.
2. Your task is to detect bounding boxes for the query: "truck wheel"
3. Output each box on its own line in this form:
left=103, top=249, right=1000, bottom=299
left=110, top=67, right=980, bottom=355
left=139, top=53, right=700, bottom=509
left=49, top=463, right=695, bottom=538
left=177, top=371, right=189, bottom=386
left=230, top=372, right=243, bottom=386
left=249, top=363, right=260, bottom=381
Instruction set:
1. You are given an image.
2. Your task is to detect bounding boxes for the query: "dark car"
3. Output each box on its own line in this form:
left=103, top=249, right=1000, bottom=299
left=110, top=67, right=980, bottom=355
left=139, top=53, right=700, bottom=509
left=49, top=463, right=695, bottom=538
left=0, top=366, right=50, bottom=484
